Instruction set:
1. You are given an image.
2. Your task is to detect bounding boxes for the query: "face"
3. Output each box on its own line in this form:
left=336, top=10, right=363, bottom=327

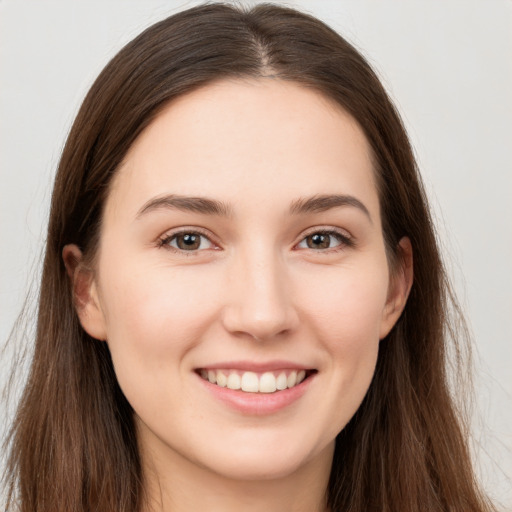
left=70, top=79, right=410, bottom=483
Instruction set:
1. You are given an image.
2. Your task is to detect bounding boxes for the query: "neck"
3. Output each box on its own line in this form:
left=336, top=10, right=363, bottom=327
left=140, top=439, right=334, bottom=512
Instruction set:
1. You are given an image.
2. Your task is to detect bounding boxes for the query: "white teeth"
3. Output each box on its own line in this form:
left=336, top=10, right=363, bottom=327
left=276, top=372, right=287, bottom=390
left=259, top=372, right=277, bottom=393
left=241, top=371, right=259, bottom=392
left=216, top=371, right=227, bottom=387
left=200, top=368, right=311, bottom=393
left=227, top=373, right=241, bottom=390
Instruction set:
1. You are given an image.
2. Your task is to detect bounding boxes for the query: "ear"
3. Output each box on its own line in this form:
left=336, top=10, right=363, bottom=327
left=62, top=244, right=107, bottom=341
left=379, top=237, right=413, bottom=339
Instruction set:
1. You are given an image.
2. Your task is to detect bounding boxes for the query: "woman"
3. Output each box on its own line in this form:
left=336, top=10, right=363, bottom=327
left=2, top=3, right=496, bottom=511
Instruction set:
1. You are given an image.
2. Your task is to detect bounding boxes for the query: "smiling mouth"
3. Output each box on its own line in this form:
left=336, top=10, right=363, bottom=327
left=196, top=368, right=317, bottom=393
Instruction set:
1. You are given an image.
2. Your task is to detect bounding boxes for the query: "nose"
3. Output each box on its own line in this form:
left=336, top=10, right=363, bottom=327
left=221, top=247, right=299, bottom=341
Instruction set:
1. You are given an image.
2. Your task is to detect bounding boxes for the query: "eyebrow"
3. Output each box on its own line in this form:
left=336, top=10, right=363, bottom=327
left=136, top=194, right=233, bottom=218
left=136, top=193, right=371, bottom=222
left=289, top=194, right=372, bottom=222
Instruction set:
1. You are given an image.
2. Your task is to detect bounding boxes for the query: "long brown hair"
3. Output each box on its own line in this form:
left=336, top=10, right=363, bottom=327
left=3, top=3, right=494, bottom=511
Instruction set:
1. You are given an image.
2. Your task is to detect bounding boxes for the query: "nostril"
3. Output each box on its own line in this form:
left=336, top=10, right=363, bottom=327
left=220, top=280, right=299, bottom=341
left=222, top=316, right=298, bottom=343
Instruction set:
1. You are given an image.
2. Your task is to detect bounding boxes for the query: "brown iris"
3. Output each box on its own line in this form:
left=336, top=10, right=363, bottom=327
left=176, top=233, right=201, bottom=250
left=306, top=233, right=331, bottom=249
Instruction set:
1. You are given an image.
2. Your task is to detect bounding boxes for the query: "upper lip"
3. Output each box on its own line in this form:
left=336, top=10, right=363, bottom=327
left=196, top=360, right=314, bottom=372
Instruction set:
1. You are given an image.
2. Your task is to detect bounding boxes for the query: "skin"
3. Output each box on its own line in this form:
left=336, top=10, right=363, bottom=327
left=64, top=78, right=412, bottom=512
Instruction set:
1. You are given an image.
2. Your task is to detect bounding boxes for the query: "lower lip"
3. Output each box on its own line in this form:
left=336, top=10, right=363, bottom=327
left=196, top=372, right=315, bottom=415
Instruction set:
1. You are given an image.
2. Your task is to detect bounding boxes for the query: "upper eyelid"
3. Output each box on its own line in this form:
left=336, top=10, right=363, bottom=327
left=300, top=225, right=351, bottom=236
left=159, top=226, right=216, bottom=241
left=296, top=226, right=353, bottom=242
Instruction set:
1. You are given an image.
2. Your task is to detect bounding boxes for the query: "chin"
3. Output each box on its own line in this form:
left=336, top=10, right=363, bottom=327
left=205, top=452, right=312, bottom=482
left=193, top=432, right=334, bottom=483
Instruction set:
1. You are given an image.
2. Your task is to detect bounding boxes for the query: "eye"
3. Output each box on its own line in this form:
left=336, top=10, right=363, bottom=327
left=160, top=231, right=215, bottom=252
left=296, top=230, right=351, bottom=251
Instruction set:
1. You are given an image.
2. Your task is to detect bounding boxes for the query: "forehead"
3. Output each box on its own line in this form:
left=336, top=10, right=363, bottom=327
left=106, top=78, right=379, bottom=220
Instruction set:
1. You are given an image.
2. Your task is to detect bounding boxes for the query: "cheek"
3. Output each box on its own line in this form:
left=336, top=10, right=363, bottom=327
left=97, top=261, right=222, bottom=394
left=295, top=261, right=388, bottom=420
left=101, top=260, right=220, bottom=338
left=296, top=260, right=390, bottom=345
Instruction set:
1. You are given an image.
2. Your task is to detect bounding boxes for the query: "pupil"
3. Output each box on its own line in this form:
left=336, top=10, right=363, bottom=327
left=183, top=234, right=196, bottom=245
left=178, top=233, right=200, bottom=250
left=308, top=233, right=329, bottom=249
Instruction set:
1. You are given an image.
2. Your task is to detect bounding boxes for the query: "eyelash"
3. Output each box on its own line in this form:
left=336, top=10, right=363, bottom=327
left=158, top=228, right=217, bottom=255
left=296, top=228, right=354, bottom=253
left=158, top=227, right=354, bottom=255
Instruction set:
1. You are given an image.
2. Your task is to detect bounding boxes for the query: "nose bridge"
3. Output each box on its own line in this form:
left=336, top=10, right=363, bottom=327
left=222, top=242, right=298, bottom=340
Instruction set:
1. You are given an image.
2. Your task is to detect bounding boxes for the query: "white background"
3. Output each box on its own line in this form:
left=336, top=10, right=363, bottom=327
left=1, top=0, right=511, bottom=508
